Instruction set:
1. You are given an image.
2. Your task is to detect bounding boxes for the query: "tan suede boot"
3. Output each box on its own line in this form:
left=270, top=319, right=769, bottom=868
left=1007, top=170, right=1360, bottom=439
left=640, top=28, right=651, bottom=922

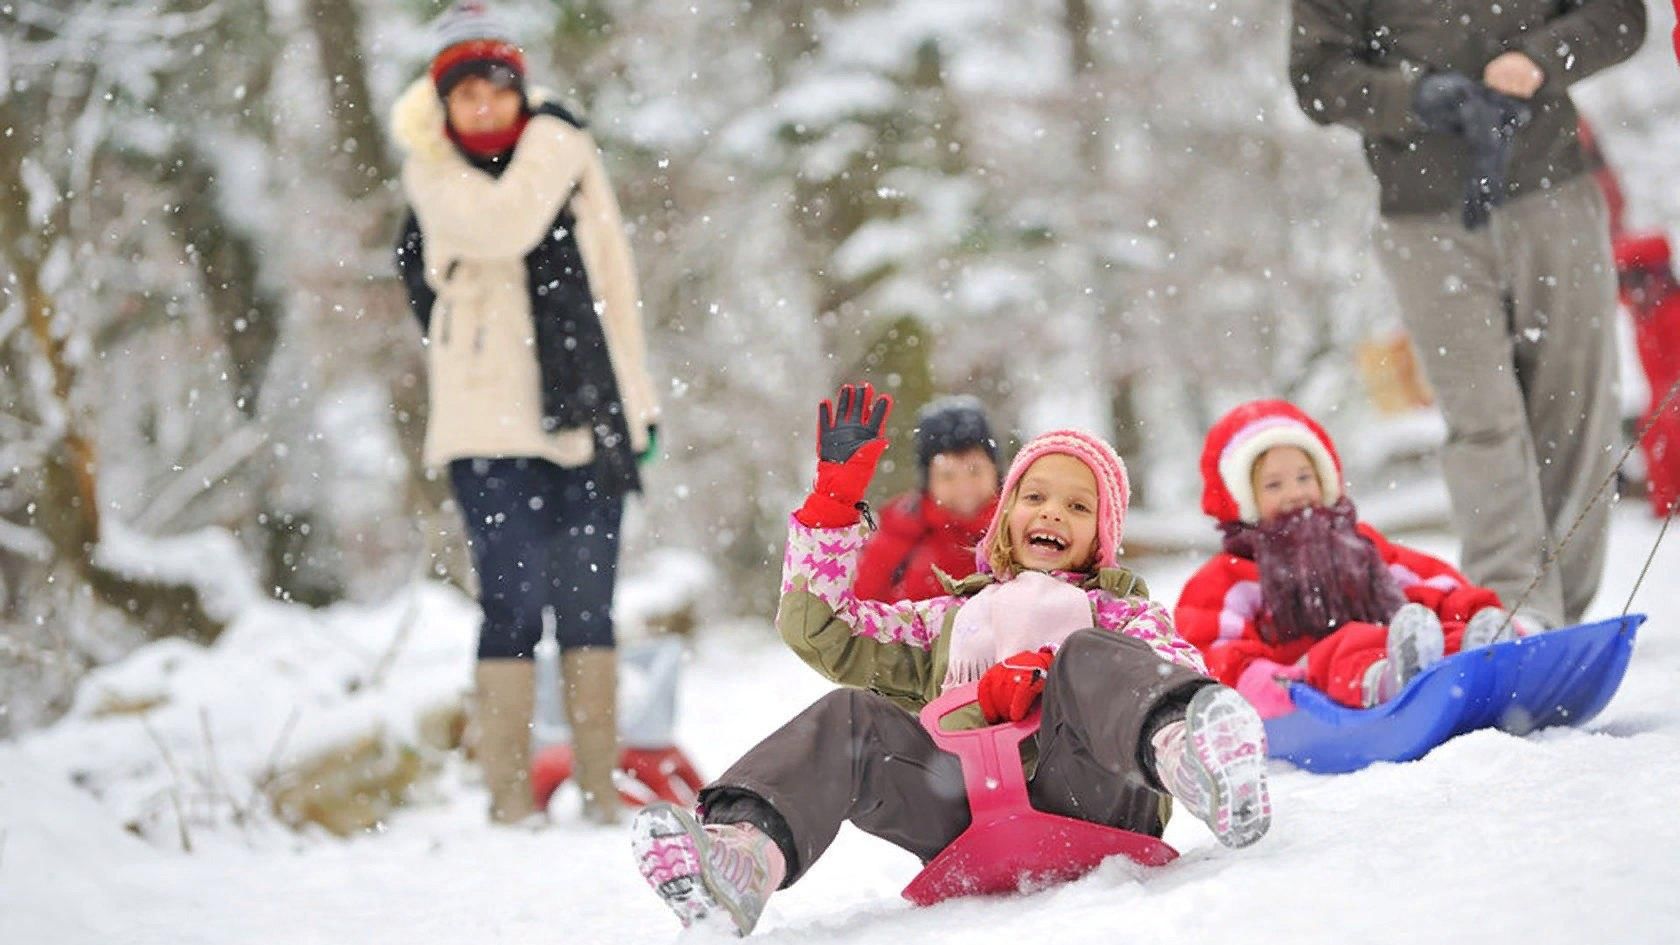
left=562, top=647, right=622, bottom=824
left=473, top=659, right=537, bottom=824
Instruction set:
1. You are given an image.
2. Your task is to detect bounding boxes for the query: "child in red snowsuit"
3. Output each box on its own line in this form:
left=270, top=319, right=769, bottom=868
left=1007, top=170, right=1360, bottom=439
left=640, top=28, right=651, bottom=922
left=855, top=396, right=1000, bottom=602
left=1579, top=119, right=1680, bottom=516
left=1613, top=235, right=1680, bottom=517
left=1176, top=400, right=1527, bottom=716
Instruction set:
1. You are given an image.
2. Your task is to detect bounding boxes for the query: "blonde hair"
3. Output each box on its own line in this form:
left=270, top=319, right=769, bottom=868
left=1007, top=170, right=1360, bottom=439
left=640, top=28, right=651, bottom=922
left=984, top=490, right=1021, bottom=579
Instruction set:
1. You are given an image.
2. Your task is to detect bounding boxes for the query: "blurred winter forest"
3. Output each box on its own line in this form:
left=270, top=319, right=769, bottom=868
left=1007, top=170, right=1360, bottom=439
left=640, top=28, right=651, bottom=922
left=3, top=1, right=1676, bottom=736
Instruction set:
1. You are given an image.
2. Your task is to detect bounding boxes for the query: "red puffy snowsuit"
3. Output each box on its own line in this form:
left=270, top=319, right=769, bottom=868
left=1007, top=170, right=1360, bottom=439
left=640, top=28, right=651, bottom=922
left=854, top=492, right=997, bottom=602
left=1580, top=120, right=1680, bottom=517
left=1612, top=235, right=1680, bottom=516
left=1175, top=400, right=1500, bottom=709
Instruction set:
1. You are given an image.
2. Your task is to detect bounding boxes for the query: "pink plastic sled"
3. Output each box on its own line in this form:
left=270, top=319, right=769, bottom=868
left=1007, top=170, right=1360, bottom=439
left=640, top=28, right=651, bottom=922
left=900, top=682, right=1178, bottom=906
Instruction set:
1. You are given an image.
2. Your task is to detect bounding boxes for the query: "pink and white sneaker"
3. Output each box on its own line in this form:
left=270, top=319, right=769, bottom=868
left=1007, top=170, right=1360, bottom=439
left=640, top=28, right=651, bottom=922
left=630, top=802, right=785, bottom=937
left=1153, top=685, right=1272, bottom=848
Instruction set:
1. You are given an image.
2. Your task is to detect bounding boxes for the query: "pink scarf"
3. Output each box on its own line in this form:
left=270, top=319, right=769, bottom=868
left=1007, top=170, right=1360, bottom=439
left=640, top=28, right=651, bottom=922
left=942, top=570, right=1094, bottom=689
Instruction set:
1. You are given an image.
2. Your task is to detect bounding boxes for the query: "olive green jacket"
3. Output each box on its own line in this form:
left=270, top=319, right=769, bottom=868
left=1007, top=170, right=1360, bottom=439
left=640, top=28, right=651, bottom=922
left=773, top=516, right=1204, bottom=731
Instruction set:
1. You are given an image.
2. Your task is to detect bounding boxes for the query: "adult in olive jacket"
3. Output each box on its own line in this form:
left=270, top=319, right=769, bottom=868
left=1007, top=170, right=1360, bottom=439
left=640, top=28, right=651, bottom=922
left=1290, top=0, right=1645, bottom=631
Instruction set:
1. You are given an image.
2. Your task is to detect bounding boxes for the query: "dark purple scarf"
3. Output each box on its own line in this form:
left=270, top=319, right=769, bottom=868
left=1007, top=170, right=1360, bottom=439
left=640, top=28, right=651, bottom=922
left=1220, top=497, right=1407, bottom=645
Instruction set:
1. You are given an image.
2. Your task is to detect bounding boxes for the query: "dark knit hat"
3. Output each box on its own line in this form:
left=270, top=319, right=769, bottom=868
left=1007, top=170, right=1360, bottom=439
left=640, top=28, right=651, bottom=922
left=429, top=1, right=526, bottom=100
left=914, top=396, right=998, bottom=481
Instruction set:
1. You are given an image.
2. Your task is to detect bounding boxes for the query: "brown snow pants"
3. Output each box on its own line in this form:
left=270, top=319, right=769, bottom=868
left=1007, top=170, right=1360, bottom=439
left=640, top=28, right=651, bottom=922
left=1374, top=175, right=1619, bottom=628
left=698, top=629, right=1212, bottom=884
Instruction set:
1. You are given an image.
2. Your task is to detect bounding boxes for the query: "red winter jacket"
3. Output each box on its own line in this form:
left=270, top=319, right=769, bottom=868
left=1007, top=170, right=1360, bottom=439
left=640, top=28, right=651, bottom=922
left=1621, top=274, right=1680, bottom=515
left=1175, top=521, right=1478, bottom=687
left=855, top=493, right=998, bottom=602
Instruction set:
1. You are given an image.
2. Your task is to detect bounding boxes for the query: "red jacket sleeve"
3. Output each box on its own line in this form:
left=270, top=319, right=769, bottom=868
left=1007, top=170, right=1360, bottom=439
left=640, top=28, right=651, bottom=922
left=1174, top=554, right=1281, bottom=686
left=1362, top=523, right=1508, bottom=620
left=1360, top=523, right=1469, bottom=592
left=854, top=496, right=922, bottom=602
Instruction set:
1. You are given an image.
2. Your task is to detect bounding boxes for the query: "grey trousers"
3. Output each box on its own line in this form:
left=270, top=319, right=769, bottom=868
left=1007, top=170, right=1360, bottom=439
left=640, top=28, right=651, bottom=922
left=698, top=630, right=1210, bottom=884
left=1373, top=175, right=1618, bottom=627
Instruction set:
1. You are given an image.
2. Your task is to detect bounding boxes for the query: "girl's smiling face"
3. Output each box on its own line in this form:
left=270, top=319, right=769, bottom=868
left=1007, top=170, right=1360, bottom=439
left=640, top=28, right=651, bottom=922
left=1006, top=453, right=1099, bottom=572
left=1252, top=445, right=1325, bottom=521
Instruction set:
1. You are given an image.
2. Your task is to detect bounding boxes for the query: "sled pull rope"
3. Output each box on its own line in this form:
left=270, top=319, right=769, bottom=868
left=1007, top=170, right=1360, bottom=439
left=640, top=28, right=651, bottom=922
left=1623, top=491, right=1677, bottom=618
left=1501, top=373, right=1680, bottom=633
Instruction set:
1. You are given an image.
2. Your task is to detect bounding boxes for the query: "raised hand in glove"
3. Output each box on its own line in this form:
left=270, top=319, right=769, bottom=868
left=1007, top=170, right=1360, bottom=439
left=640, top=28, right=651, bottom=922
left=977, top=648, right=1056, bottom=724
left=793, top=383, right=894, bottom=529
left=1413, top=72, right=1532, bottom=229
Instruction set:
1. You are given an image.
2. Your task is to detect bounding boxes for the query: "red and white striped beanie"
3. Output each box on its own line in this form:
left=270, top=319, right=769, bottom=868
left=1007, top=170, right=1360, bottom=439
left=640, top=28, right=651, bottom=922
left=429, top=1, right=526, bottom=99
left=1199, top=399, right=1343, bottom=525
left=977, top=429, right=1130, bottom=573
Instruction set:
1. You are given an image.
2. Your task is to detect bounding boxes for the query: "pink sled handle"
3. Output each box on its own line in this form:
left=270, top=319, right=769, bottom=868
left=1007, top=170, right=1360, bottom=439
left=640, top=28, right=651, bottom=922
left=918, top=682, right=1040, bottom=819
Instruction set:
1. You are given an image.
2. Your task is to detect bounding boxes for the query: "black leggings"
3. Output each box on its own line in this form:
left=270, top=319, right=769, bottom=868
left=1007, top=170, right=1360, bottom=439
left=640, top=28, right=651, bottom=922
left=450, top=457, right=624, bottom=658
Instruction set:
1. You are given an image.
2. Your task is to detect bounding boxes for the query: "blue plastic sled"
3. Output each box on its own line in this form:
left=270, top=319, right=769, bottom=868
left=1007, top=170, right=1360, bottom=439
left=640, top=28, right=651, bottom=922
left=1265, top=614, right=1644, bottom=774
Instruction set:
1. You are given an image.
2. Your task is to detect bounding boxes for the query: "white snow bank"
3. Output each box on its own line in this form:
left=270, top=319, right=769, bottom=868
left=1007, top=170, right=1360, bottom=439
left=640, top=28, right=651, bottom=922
left=8, top=546, right=716, bottom=850
left=0, top=748, right=155, bottom=943
left=93, top=521, right=266, bottom=621
left=21, top=582, right=479, bottom=847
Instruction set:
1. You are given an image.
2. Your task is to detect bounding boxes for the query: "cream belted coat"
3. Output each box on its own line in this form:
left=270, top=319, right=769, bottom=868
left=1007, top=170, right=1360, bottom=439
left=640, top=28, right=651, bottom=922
left=391, top=79, right=658, bottom=471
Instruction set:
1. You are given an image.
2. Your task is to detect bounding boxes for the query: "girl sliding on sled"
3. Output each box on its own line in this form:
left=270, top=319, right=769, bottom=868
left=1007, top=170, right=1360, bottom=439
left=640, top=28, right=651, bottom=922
left=630, top=384, right=1271, bottom=936
left=1176, top=400, right=1533, bottom=717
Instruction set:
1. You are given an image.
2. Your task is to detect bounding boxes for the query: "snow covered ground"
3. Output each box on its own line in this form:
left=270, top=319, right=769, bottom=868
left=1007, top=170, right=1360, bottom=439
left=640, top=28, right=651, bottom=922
left=3, top=504, right=1677, bottom=945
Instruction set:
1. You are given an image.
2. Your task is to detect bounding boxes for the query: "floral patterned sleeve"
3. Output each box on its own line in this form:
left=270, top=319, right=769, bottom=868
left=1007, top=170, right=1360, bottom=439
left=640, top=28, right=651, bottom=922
left=1089, top=591, right=1209, bottom=673
left=781, top=515, right=959, bottom=652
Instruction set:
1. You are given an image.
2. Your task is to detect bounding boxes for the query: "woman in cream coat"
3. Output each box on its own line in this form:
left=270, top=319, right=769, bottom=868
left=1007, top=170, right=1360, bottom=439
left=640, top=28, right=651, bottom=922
left=393, top=2, right=658, bottom=825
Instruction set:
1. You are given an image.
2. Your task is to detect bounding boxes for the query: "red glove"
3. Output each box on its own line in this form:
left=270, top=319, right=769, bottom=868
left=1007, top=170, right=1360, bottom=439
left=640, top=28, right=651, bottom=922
left=1403, top=583, right=1448, bottom=613
left=1440, top=585, right=1502, bottom=623
left=794, top=383, right=893, bottom=528
left=977, top=648, right=1055, bottom=724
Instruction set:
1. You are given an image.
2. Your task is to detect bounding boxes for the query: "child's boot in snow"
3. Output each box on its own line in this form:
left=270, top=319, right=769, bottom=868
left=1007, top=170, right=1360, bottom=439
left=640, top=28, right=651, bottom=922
left=1461, top=607, right=1520, bottom=650
left=1362, top=603, right=1447, bottom=706
left=1151, top=685, right=1271, bottom=848
left=631, top=802, right=785, bottom=936
left=1361, top=659, right=1400, bottom=707
left=1387, top=602, right=1445, bottom=684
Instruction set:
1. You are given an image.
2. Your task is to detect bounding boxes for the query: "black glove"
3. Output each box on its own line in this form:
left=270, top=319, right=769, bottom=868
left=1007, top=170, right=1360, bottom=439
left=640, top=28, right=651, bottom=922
left=795, top=384, right=893, bottom=529
left=1412, top=72, right=1531, bottom=229
left=1459, top=89, right=1531, bottom=229
left=1412, top=72, right=1481, bottom=134
left=817, top=383, right=892, bottom=464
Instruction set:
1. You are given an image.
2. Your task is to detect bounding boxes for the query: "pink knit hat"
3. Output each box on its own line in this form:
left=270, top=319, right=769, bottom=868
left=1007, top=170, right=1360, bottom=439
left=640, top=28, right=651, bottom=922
left=977, top=429, right=1130, bottom=573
